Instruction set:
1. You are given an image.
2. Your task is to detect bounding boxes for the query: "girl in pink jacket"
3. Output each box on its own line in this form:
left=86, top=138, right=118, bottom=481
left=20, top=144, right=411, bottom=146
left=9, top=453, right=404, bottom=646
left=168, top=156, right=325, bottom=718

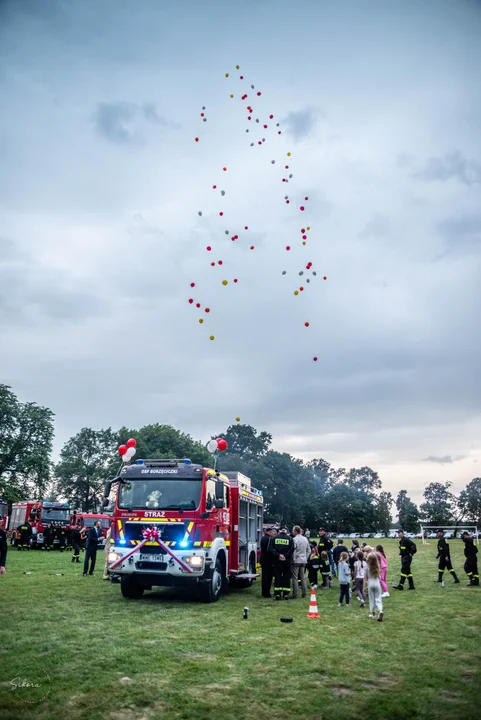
left=376, top=544, right=390, bottom=597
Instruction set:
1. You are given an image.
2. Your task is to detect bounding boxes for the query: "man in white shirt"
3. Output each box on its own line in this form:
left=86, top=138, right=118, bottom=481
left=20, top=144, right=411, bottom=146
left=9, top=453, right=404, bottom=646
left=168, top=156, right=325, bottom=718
left=291, top=526, right=311, bottom=598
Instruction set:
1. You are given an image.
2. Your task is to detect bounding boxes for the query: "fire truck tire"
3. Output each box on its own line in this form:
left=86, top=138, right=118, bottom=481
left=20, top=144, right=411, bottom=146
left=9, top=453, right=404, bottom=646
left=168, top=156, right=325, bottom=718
left=199, top=558, right=223, bottom=603
left=120, top=577, right=145, bottom=600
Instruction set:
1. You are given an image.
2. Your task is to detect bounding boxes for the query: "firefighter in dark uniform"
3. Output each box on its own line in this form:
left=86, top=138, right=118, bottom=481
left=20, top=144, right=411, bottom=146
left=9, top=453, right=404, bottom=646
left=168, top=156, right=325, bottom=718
left=260, top=527, right=277, bottom=598
left=42, top=524, right=52, bottom=551
left=58, top=526, right=67, bottom=552
left=17, top=521, right=32, bottom=551
left=270, top=527, right=294, bottom=600
left=434, top=529, right=460, bottom=584
left=461, top=531, right=479, bottom=586
left=393, top=529, right=416, bottom=590
left=0, top=526, right=7, bottom=574
left=317, top=528, right=333, bottom=555
left=71, top=524, right=81, bottom=563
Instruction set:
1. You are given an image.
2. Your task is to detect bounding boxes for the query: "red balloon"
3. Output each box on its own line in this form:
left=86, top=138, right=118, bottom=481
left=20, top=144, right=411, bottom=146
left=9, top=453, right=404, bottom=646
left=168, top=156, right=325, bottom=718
left=126, top=438, right=136, bottom=448
left=118, top=445, right=127, bottom=456
left=217, top=438, right=228, bottom=451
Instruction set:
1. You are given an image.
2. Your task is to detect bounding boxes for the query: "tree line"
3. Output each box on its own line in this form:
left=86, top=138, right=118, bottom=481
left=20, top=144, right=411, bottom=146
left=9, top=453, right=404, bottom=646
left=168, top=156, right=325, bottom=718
left=1, top=383, right=480, bottom=530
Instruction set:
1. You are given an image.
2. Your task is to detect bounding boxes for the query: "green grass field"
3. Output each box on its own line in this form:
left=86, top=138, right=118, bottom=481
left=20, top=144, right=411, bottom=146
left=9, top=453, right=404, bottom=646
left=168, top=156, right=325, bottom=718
left=1, top=539, right=480, bottom=720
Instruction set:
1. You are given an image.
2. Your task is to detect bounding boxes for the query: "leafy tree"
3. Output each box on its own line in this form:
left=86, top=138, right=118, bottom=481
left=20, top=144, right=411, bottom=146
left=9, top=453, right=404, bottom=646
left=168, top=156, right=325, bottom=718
left=0, top=384, right=54, bottom=503
left=53, top=428, right=120, bottom=512
left=216, top=424, right=272, bottom=460
left=375, top=491, right=394, bottom=533
left=120, top=424, right=211, bottom=466
left=420, top=482, right=457, bottom=526
left=396, top=490, right=420, bottom=532
left=458, top=478, right=481, bottom=526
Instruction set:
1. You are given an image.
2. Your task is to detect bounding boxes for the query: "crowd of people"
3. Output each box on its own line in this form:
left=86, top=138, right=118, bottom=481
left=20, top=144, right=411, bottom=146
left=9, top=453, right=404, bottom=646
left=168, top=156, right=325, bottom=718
left=259, top=526, right=479, bottom=621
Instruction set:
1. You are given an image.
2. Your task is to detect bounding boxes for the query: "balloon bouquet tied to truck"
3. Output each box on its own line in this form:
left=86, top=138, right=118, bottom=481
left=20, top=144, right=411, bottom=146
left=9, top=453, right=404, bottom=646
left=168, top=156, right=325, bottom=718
left=103, top=437, right=264, bottom=602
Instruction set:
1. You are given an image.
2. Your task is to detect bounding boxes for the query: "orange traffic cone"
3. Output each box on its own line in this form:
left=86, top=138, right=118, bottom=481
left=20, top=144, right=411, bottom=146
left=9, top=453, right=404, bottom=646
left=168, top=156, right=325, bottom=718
left=307, top=587, right=320, bottom=619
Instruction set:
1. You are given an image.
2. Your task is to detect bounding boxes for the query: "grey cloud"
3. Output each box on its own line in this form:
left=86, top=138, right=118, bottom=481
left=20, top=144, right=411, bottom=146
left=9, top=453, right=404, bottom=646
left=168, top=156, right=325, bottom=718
left=423, top=455, right=464, bottom=464
left=93, top=102, right=140, bottom=144
left=358, top=214, right=391, bottom=240
left=396, top=153, right=412, bottom=169
left=0, top=242, right=108, bottom=326
left=142, top=103, right=167, bottom=125
left=283, top=107, right=317, bottom=141
left=435, top=214, right=481, bottom=258
left=416, top=151, right=481, bottom=186
left=93, top=102, right=171, bottom=145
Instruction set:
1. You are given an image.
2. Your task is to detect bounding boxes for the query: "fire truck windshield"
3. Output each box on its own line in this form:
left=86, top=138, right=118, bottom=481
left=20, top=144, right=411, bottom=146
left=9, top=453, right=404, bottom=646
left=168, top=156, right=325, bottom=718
left=119, top=479, right=202, bottom=511
left=41, top=509, right=69, bottom=523
left=0, top=504, right=6, bottom=517
left=84, top=517, right=110, bottom=529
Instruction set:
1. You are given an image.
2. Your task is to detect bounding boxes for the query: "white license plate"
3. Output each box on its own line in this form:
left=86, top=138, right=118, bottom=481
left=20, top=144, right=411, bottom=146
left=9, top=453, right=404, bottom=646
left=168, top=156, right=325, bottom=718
left=140, top=553, right=164, bottom=562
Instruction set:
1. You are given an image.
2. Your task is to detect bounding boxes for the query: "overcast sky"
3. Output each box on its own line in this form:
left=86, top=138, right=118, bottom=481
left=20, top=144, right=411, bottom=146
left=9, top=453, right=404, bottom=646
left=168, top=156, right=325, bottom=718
left=1, top=0, right=480, bottom=503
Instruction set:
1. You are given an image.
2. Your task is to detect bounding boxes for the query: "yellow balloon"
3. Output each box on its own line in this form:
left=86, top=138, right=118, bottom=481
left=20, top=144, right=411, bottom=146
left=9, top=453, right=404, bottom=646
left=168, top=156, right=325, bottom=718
left=209, top=335, right=215, bottom=341
left=225, top=73, right=229, bottom=77
left=302, top=241, right=306, bottom=246
left=230, top=94, right=234, bottom=98
left=236, top=417, right=241, bottom=422
left=307, top=226, right=311, bottom=231
left=235, top=65, right=240, bottom=69
left=199, top=318, right=204, bottom=324
left=294, top=290, right=299, bottom=296
left=222, top=280, right=228, bottom=285
left=287, top=152, right=291, bottom=157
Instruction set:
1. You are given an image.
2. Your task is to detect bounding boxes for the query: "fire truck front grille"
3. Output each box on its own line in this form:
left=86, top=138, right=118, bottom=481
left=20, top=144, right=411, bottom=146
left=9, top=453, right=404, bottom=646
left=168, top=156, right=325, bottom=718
left=124, top=522, right=186, bottom=545
left=136, top=561, right=168, bottom=571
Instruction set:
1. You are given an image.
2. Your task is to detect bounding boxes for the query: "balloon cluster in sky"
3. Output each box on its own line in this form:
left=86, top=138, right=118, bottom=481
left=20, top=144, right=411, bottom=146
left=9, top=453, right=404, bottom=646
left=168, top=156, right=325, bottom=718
left=190, top=65, right=327, bottom=361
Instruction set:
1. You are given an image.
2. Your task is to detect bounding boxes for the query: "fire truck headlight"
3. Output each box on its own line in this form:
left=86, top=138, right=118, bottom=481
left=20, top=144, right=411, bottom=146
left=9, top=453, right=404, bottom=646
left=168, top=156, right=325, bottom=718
left=108, top=552, right=121, bottom=563
left=185, top=556, right=204, bottom=570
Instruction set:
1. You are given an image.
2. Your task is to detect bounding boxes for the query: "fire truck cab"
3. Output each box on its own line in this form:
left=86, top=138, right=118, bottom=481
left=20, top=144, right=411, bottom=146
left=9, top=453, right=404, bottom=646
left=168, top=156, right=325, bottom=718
left=8, top=501, right=71, bottom=548
left=103, top=459, right=264, bottom=603
left=71, top=512, right=111, bottom=549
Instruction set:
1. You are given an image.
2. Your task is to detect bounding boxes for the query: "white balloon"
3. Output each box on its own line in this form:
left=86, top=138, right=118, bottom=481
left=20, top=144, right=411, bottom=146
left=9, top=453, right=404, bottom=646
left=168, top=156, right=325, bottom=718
left=123, top=447, right=135, bottom=462
left=207, top=439, right=218, bottom=454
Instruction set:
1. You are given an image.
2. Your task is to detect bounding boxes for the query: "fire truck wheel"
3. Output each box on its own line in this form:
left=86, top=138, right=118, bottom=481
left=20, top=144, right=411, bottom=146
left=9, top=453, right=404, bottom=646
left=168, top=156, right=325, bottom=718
left=120, top=576, right=145, bottom=600
left=199, top=558, right=223, bottom=603
left=10, top=533, right=16, bottom=547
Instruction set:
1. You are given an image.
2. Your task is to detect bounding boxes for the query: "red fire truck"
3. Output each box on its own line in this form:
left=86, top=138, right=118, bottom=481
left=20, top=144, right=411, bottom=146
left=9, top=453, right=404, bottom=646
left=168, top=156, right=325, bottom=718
left=0, top=499, right=8, bottom=531
left=71, top=512, right=111, bottom=550
left=8, top=501, right=71, bottom=548
left=103, top=458, right=264, bottom=603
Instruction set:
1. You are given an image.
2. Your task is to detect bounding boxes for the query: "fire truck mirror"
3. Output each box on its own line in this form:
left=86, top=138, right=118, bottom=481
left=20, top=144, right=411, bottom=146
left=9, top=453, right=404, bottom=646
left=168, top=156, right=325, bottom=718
left=102, top=498, right=110, bottom=508
left=214, top=499, right=224, bottom=509
left=215, top=480, right=224, bottom=500
left=103, top=480, right=111, bottom=499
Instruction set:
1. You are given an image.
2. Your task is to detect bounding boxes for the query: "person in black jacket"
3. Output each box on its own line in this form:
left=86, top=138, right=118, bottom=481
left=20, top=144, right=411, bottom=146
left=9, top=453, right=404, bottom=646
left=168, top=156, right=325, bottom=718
left=0, top=527, right=7, bottom=574
left=393, top=530, right=416, bottom=590
left=333, top=539, right=349, bottom=577
left=270, top=527, right=294, bottom=600
left=434, top=529, right=460, bottom=584
left=83, top=521, right=102, bottom=576
left=17, top=521, right=32, bottom=551
left=260, top=527, right=277, bottom=598
left=461, top=531, right=479, bottom=586
left=70, top=524, right=81, bottom=564
left=317, top=528, right=333, bottom=555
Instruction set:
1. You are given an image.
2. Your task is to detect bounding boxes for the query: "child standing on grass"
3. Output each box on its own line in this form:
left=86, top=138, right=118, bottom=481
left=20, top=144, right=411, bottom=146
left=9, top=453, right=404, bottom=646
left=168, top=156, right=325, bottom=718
left=319, top=551, right=331, bottom=588
left=364, top=552, right=384, bottom=622
left=337, top=551, right=351, bottom=606
left=376, top=544, right=389, bottom=597
left=307, top=541, right=320, bottom=589
left=353, top=550, right=366, bottom=607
